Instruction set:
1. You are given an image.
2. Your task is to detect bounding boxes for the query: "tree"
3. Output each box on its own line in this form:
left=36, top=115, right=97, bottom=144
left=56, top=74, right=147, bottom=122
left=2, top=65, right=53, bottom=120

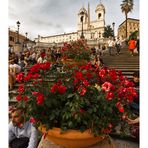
left=103, top=25, right=114, bottom=38
left=120, top=0, right=133, bottom=39
left=129, top=30, right=139, bottom=40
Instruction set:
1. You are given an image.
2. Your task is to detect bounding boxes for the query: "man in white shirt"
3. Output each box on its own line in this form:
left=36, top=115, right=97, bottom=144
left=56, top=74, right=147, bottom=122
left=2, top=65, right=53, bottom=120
left=115, top=37, right=122, bottom=55
left=9, top=107, right=39, bottom=148
left=107, top=37, right=114, bottom=56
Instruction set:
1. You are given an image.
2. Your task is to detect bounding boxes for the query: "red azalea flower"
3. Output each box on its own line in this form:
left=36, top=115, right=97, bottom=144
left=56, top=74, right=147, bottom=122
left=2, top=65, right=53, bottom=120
left=32, top=91, right=39, bottom=96
left=50, top=83, right=59, bottom=93
left=116, top=102, right=121, bottom=108
left=85, top=72, right=92, bottom=79
left=24, top=73, right=32, bottom=81
left=40, top=62, right=51, bottom=70
left=73, top=79, right=78, bottom=85
left=16, top=94, right=22, bottom=101
left=102, top=82, right=113, bottom=92
left=106, top=92, right=114, bottom=101
left=23, top=96, right=28, bottom=101
left=58, top=85, right=67, bottom=94
left=30, top=117, right=36, bottom=123
left=30, top=64, right=40, bottom=73
left=122, top=80, right=134, bottom=87
left=99, top=69, right=106, bottom=78
left=75, top=71, right=84, bottom=80
left=36, top=93, right=44, bottom=105
left=83, top=79, right=90, bottom=87
left=78, top=86, right=87, bottom=96
left=32, top=73, right=40, bottom=79
left=18, top=84, right=25, bottom=93
left=119, top=106, right=124, bottom=113
left=108, top=69, right=118, bottom=81
left=116, top=102, right=124, bottom=113
left=16, top=73, right=24, bottom=83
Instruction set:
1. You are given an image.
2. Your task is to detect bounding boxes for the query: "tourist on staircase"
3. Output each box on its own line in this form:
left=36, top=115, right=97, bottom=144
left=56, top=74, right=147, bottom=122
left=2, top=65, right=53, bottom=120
left=128, top=38, right=137, bottom=56
left=107, top=36, right=115, bottom=56
left=115, top=37, right=122, bottom=55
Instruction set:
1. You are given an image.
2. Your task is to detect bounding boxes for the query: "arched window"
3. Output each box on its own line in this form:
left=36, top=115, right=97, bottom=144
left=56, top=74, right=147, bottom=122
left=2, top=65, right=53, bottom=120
left=98, top=13, right=101, bottom=19
left=80, top=16, right=84, bottom=23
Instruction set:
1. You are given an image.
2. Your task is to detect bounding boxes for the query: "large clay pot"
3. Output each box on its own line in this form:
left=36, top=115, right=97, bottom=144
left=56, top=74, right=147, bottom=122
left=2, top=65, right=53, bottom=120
left=62, top=58, right=87, bottom=67
left=39, top=126, right=104, bottom=148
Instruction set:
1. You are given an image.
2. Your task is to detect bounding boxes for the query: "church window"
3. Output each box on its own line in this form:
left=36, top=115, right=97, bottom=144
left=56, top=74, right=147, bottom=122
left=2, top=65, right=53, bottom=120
left=9, top=36, right=14, bottom=42
left=80, top=16, right=84, bottom=22
left=98, top=13, right=101, bottom=19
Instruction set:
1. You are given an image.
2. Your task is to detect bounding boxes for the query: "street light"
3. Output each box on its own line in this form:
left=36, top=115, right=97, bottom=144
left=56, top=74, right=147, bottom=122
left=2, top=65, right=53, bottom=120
left=80, top=11, right=85, bottom=39
left=112, top=22, right=115, bottom=38
left=16, top=21, right=20, bottom=44
left=99, top=32, right=101, bottom=38
left=25, top=32, right=28, bottom=48
left=25, top=32, right=28, bottom=40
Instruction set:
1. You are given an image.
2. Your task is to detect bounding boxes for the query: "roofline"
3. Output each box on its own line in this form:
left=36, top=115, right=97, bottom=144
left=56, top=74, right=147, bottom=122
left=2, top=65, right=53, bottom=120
left=35, top=32, right=78, bottom=39
left=119, top=18, right=139, bottom=27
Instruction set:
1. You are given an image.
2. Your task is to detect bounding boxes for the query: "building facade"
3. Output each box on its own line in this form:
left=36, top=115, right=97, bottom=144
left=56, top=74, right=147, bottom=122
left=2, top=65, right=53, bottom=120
left=9, top=29, right=26, bottom=47
left=35, top=2, right=105, bottom=44
left=117, top=18, right=139, bottom=39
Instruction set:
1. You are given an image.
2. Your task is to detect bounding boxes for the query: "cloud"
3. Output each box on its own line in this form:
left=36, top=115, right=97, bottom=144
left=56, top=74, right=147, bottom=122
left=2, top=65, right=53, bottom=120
left=9, top=0, right=139, bottom=40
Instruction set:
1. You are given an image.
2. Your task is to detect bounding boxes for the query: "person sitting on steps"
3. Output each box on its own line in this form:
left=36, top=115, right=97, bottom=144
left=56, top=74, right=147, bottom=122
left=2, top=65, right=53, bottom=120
left=9, top=106, right=39, bottom=148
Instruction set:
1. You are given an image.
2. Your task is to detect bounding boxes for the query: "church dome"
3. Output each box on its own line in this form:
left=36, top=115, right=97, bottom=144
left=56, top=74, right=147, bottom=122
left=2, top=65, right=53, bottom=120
left=78, top=7, right=87, bottom=15
left=95, top=3, right=105, bottom=12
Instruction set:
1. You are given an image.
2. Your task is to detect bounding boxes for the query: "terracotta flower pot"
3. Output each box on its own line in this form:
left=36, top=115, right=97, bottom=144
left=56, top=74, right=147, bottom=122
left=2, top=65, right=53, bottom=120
left=62, top=58, right=87, bottom=67
left=39, top=126, right=105, bottom=148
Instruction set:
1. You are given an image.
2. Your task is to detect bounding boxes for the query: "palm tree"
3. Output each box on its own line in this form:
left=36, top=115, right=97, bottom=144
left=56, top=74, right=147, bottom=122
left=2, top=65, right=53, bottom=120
left=120, top=0, right=133, bottom=39
left=103, top=25, right=114, bottom=38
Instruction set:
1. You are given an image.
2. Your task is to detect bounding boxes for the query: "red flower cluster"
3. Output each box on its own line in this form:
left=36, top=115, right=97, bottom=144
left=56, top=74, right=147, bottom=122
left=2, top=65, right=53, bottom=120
left=15, top=55, right=138, bottom=136
left=50, top=83, right=67, bottom=94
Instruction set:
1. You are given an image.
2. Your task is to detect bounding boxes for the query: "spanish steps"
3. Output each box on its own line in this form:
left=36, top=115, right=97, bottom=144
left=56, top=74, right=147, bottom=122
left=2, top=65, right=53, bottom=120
left=102, top=46, right=139, bottom=80
left=9, top=46, right=139, bottom=105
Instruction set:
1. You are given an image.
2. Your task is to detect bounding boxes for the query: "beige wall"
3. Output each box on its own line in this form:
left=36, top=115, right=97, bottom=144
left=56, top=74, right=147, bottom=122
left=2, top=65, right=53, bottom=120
left=9, top=30, right=26, bottom=47
left=117, top=18, right=139, bottom=39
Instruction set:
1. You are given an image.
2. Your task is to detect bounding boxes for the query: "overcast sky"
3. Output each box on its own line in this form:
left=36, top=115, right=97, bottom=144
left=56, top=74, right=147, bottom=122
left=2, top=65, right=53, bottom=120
left=9, top=0, right=139, bottom=40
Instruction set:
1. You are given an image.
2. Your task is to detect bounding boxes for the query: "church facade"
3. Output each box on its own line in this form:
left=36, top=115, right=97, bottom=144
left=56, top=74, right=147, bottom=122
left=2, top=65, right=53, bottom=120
left=35, top=2, right=105, bottom=44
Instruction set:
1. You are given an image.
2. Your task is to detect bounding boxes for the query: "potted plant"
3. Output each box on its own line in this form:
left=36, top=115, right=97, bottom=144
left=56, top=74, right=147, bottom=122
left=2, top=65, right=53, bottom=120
left=60, top=40, right=91, bottom=67
left=15, top=40, right=137, bottom=147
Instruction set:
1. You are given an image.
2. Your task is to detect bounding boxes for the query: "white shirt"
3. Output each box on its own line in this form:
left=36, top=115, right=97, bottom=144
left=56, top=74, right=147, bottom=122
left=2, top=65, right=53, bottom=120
left=108, top=40, right=114, bottom=47
left=9, top=121, right=38, bottom=148
left=9, top=64, right=21, bottom=73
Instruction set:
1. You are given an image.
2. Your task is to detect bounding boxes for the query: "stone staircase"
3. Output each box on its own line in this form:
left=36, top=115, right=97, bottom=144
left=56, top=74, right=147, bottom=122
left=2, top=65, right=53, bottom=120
left=101, top=47, right=139, bottom=80
left=9, top=47, right=139, bottom=104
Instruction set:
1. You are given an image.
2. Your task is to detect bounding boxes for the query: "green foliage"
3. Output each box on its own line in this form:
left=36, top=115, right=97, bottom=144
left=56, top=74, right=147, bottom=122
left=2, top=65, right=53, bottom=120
left=103, top=25, right=114, bottom=38
left=61, top=39, right=91, bottom=61
left=129, top=30, right=139, bottom=40
left=15, top=40, right=137, bottom=136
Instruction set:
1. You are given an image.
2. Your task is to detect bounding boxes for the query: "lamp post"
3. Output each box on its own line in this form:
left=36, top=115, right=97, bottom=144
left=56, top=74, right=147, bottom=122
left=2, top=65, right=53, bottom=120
left=80, top=11, right=85, bottom=39
left=99, top=32, right=101, bottom=38
left=25, top=32, right=28, bottom=41
left=25, top=32, right=28, bottom=49
left=8, top=27, right=10, bottom=46
left=112, top=22, right=115, bottom=38
left=16, top=21, right=20, bottom=44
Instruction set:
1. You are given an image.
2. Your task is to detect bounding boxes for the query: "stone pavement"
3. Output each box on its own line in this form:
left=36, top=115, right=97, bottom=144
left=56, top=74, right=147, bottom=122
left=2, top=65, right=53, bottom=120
left=37, top=136, right=139, bottom=148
